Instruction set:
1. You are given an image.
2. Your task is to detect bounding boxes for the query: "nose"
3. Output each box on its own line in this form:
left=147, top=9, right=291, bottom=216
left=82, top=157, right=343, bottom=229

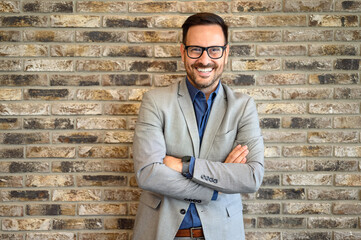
left=197, top=49, right=212, bottom=65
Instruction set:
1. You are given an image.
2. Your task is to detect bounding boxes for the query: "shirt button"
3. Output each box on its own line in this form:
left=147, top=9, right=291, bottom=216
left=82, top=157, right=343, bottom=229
left=180, top=209, right=186, bottom=215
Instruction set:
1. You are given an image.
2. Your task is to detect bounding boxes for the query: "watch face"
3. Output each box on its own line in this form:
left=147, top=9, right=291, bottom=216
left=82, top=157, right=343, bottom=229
left=182, top=156, right=191, bottom=162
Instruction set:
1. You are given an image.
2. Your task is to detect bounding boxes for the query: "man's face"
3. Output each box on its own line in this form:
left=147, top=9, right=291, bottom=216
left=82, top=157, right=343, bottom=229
left=181, top=24, right=229, bottom=92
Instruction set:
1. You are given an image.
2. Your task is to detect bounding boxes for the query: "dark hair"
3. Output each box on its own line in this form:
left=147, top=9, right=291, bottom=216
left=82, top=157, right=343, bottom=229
left=182, top=12, right=228, bottom=44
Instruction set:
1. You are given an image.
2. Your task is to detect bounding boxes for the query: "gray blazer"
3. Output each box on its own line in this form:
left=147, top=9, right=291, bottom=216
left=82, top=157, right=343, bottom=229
left=132, top=79, right=264, bottom=240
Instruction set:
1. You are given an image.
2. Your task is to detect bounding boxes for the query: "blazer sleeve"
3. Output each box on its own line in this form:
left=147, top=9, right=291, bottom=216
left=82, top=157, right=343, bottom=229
left=133, top=91, right=214, bottom=204
left=191, top=97, right=264, bottom=194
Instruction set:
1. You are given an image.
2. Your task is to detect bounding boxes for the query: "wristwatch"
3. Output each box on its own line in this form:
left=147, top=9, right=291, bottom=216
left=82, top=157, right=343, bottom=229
left=181, top=156, right=192, bottom=178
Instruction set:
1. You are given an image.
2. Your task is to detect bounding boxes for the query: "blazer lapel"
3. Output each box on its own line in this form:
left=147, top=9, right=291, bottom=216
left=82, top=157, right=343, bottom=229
left=177, top=80, right=200, bottom=157
left=199, top=84, right=227, bottom=159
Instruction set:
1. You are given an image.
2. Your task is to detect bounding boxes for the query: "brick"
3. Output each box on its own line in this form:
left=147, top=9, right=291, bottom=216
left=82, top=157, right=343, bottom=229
left=26, top=204, right=76, bottom=216
left=308, top=217, right=358, bottom=229
left=77, top=175, right=127, bottom=187
left=104, top=103, right=140, bottom=115
left=256, top=188, right=305, bottom=200
left=50, top=74, right=100, bottom=86
left=232, top=59, right=280, bottom=71
left=0, top=60, right=21, bottom=71
left=333, top=203, right=361, bottom=215
left=245, top=232, right=281, bottom=240
left=154, top=45, right=180, bottom=58
left=0, top=176, right=23, bottom=187
left=27, top=233, right=76, bottom=240
left=51, top=15, right=100, bottom=27
left=0, top=89, right=21, bottom=100
left=0, top=118, right=21, bottom=129
left=24, top=89, right=72, bottom=100
left=258, top=217, right=306, bottom=228
left=102, top=74, right=151, bottom=86
left=258, top=15, right=306, bottom=27
left=264, top=146, right=281, bottom=157
left=26, top=175, right=74, bottom=187
left=283, top=145, right=332, bottom=157
left=129, top=89, right=148, bottom=101
left=0, top=16, right=47, bottom=27
left=0, top=30, right=21, bottom=41
left=308, top=189, right=358, bottom=200
left=0, top=161, right=49, bottom=173
left=334, top=116, right=361, bottom=128
left=335, top=30, right=361, bottom=41
left=235, top=88, right=281, bottom=100
left=76, top=30, right=126, bottom=43
left=0, top=147, right=23, bottom=158
left=283, top=232, right=331, bottom=240
left=77, top=117, right=126, bottom=130
left=257, top=73, right=307, bottom=85
left=335, top=87, right=361, bottom=99
left=309, top=14, right=358, bottom=27
left=128, top=31, right=178, bottom=43
left=308, top=159, right=358, bottom=171
left=104, top=16, right=153, bottom=28
left=79, top=203, right=127, bottom=215
left=232, top=30, right=281, bottom=42
left=77, top=89, right=127, bottom=101
left=22, top=1, right=72, bottom=13
left=232, top=0, right=282, bottom=12
left=52, top=103, right=102, bottom=115
left=26, top=146, right=75, bottom=158
left=284, top=30, right=332, bottom=42
left=52, top=189, right=101, bottom=201
left=223, top=16, right=257, bottom=27
left=77, top=60, right=125, bottom=72
left=309, top=44, right=358, bottom=56
left=0, top=132, right=49, bottom=144
left=308, top=131, right=358, bottom=143
left=0, top=234, right=23, bottom=240
left=104, top=189, right=142, bottom=201
left=0, top=190, right=49, bottom=201
left=283, top=88, right=332, bottom=100
left=265, top=159, right=306, bottom=172
left=79, top=233, right=128, bottom=240
left=257, top=45, right=306, bottom=56
left=284, top=0, right=333, bottom=12
left=104, top=131, right=134, bottom=143
left=244, top=217, right=256, bottom=229
left=77, top=1, right=126, bottom=13
left=335, top=59, right=360, bottom=70
left=51, top=44, right=101, bottom=57
left=129, top=203, right=138, bottom=216
left=2, top=218, right=51, bottom=231
left=0, top=74, right=47, bottom=86
left=309, top=103, right=359, bottom=114
left=104, top=160, right=134, bottom=173
left=0, top=1, right=20, bottom=12
left=335, top=174, right=361, bottom=186
left=243, top=203, right=280, bottom=214
left=154, top=74, right=185, bottom=87
left=230, top=45, right=254, bottom=57
left=335, top=146, right=361, bottom=157
left=283, top=203, right=331, bottom=214
left=153, top=16, right=188, bottom=28
left=79, top=146, right=128, bottom=159
left=222, top=74, right=256, bottom=86
left=24, top=118, right=74, bottom=129
left=177, top=1, right=230, bottom=13
left=104, top=218, right=134, bottom=230
left=25, top=59, right=73, bottom=72
left=129, top=2, right=177, bottom=13
left=0, top=205, right=23, bottom=217
left=309, top=73, right=359, bottom=84
left=53, top=132, right=102, bottom=144
left=284, top=59, right=332, bottom=71
left=0, top=103, right=49, bottom=115
left=52, top=160, right=102, bottom=173
left=53, top=218, right=102, bottom=230
left=334, top=232, right=361, bottom=240
left=23, top=30, right=74, bottom=42
left=283, top=173, right=332, bottom=185
left=104, top=46, right=152, bottom=58
left=263, top=131, right=305, bottom=143
left=0, top=44, right=47, bottom=57
left=257, top=103, right=306, bottom=114
left=129, top=176, right=137, bottom=187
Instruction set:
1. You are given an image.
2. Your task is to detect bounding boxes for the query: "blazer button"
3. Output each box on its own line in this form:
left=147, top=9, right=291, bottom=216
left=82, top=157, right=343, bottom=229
left=180, top=209, right=186, bottom=215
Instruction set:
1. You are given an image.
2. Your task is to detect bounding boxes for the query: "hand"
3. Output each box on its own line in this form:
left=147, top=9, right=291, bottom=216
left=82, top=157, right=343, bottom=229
left=163, top=155, right=182, bottom=173
left=224, top=145, right=249, bottom=164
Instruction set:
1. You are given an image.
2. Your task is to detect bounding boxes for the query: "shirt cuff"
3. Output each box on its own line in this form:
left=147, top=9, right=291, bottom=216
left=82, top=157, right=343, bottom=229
left=182, top=156, right=195, bottom=179
left=211, top=191, right=218, bottom=201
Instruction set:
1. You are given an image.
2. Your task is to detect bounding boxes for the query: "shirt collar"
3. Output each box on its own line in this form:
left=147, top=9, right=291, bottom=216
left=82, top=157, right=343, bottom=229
left=186, top=77, right=220, bottom=102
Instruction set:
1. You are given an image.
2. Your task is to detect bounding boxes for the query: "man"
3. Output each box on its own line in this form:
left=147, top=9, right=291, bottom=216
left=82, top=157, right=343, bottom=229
left=132, top=13, right=264, bottom=240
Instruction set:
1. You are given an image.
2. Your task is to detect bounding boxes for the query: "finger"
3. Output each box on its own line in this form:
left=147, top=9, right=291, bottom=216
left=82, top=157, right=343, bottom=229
left=233, top=149, right=249, bottom=163
left=227, top=145, right=248, bottom=163
left=224, top=144, right=243, bottom=163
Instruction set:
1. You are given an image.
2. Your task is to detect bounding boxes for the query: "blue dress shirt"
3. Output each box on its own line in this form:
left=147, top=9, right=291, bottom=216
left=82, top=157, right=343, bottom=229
left=179, top=78, right=220, bottom=229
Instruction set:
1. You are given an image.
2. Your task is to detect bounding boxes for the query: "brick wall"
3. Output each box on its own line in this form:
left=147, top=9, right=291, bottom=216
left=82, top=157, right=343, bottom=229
left=0, top=1, right=360, bottom=239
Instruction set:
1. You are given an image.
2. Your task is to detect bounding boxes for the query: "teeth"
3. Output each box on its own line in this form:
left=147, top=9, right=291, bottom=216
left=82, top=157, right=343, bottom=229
left=197, top=68, right=212, bottom=72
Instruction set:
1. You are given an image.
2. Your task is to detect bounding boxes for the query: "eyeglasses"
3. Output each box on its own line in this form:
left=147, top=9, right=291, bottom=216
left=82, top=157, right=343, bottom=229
left=184, top=44, right=228, bottom=59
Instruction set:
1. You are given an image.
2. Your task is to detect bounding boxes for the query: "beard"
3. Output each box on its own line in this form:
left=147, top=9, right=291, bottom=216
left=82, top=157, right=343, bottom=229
left=185, top=61, right=225, bottom=90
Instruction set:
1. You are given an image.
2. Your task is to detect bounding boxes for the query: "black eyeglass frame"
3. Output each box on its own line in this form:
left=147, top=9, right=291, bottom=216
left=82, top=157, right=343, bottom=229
left=184, top=44, right=228, bottom=59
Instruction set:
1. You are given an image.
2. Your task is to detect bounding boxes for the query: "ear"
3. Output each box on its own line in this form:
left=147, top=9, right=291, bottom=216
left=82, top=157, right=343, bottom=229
left=180, top=44, right=186, bottom=63
left=224, top=44, right=230, bottom=65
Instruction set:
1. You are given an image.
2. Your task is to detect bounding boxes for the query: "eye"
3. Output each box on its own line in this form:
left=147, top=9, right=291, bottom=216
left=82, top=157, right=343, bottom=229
left=189, top=47, right=202, bottom=53
left=209, top=47, right=222, bottom=53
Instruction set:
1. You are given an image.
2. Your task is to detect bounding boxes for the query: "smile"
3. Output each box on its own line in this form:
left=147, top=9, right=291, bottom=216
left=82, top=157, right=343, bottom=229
left=196, top=67, right=213, bottom=73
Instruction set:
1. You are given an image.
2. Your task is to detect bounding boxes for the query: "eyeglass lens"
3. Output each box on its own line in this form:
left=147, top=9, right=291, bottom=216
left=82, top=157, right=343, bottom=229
left=187, top=46, right=224, bottom=59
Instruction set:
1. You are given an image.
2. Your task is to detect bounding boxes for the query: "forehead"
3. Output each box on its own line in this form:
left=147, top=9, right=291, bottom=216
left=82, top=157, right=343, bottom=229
left=185, top=24, right=225, bottom=46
